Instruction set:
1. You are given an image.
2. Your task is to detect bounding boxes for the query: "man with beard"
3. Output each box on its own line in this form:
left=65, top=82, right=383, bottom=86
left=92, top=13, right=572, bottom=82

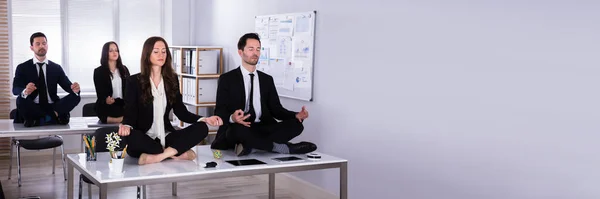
left=211, top=33, right=317, bottom=156
left=12, top=32, right=81, bottom=127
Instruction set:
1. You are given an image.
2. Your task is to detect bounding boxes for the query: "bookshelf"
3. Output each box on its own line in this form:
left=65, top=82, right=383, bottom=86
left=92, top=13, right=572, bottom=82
left=169, top=46, right=224, bottom=135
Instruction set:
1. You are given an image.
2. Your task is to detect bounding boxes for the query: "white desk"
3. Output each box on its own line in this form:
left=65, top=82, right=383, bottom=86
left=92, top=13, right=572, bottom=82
left=0, top=117, right=99, bottom=199
left=81, top=117, right=119, bottom=128
left=66, top=145, right=348, bottom=199
left=0, top=117, right=92, bottom=138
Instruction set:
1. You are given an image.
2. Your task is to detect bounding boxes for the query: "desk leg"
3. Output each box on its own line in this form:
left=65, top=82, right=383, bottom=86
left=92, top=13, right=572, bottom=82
left=269, top=173, right=275, bottom=199
left=99, top=183, right=108, bottom=199
left=340, top=162, right=348, bottom=199
left=143, top=185, right=147, bottom=199
left=172, top=182, right=177, bottom=196
left=0, top=180, right=4, bottom=199
left=67, top=162, right=74, bottom=199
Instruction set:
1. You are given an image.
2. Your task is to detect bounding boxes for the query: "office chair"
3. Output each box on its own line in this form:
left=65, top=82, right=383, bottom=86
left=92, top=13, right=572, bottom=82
left=8, top=109, right=66, bottom=187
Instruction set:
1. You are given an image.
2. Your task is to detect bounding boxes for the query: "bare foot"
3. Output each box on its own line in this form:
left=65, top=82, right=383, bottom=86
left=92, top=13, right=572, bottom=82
left=171, top=150, right=196, bottom=161
left=138, top=153, right=164, bottom=165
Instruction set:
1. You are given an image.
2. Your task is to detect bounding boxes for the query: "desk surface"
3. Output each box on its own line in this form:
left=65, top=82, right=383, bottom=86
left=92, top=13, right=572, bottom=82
left=81, top=117, right=119, bottom=128
left=0, top=117, right=92, bottom=137
left=0, top=117, right=121, bottom=137
left=68, top=145, right=347, bottom=185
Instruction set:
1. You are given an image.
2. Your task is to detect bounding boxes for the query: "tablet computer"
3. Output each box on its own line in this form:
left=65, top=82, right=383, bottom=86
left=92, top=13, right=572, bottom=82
left=272, top=156, right=303, bottom=162
left=225, top=159, right=267, bottom=166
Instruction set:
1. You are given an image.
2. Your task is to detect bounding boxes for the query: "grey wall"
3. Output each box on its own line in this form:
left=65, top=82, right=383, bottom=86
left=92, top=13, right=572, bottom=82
left=188, top=0, right=600, bottom=198
left=170, top=0, right=192, bottom=46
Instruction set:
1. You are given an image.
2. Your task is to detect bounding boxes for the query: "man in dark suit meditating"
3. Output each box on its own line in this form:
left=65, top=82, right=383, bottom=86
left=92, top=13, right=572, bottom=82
left=12, top=32, right=81, bottom=127
left=211, top=33, right=317, bottom=156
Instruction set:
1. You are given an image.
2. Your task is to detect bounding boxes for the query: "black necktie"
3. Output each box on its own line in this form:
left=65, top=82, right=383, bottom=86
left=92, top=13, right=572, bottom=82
left=37, top=62, right=48, bottom=104
left=246, top=73, right=256, bottom=122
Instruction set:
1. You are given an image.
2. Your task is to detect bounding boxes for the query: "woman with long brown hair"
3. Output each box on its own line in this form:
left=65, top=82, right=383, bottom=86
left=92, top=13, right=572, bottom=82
left=118, top=36, right=223, bottom=165
left=93, top=41, right=130, bottom=123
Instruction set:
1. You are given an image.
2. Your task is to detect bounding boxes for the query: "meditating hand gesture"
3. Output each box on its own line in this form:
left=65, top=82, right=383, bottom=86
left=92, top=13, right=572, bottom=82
left=118, top=123, right=130, bottom=136
left=203, top=116, right=223, bottom=126
left=24, top=82, right=36, bottom=95
left=231, top=109, right=251, bottom=127
left=71, top=82, right=80, bottom=93
left=296, top=106, right=309, bottom=122
left=106, top=96, right=115, bottom=105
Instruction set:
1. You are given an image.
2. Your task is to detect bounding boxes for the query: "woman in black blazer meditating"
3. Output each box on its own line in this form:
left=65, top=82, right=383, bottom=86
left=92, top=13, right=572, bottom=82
left=118, top=36, right=223, bottom=165
left=93, top=41, right=130, bottom=123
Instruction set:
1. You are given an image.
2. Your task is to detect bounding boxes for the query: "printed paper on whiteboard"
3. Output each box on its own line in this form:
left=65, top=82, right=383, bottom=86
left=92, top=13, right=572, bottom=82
left=277, top=36, right=292, bottom=60
left=292, top=35, right=312, bottom=59
left=269, top=58, right=286, bottom=86
left=293, top=60, right=303, bottom=69
left=295, top=67, right=311, bottom=88
left=268, top=39, right=280, bottom=59
left=278, top=16, right=294, bottom=37
left=268, top=17, right=280, bottom=39
left=295, top=14, right=312, bottom=36
left=255, top=17, right=269, bottom=39
left=282, top=68, right=296, bottom=91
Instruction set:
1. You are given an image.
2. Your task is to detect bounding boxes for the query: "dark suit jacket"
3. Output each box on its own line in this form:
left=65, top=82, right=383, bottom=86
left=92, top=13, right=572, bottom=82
left=122, top=74, right=202, bottom=133
left=12, top=59, right=77, bottom=102
left=93, top=66, right=130, bottom=123
left=211, top=67, right=297, bottom=149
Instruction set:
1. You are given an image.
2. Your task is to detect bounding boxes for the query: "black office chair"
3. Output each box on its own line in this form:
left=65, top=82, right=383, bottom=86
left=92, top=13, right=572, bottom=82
left=82, top=103, right=96, bottom=117
left=79, top=127, right=145, bottom=199
left=8, top=109, right=66, bottom=187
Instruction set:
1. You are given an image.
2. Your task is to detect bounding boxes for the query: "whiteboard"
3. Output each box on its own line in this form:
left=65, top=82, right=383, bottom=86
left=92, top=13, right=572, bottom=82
left=255, top=11, right=316, bottom=101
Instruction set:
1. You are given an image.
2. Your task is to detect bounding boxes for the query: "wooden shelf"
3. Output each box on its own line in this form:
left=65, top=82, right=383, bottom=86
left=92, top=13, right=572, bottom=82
left=183, top=102, right=216, bottom=107
left=177, top=73, right=220, bottom=79
left=177, top=73, right=197, bottom=78
left=198, top=74, right=220, bottom=78
left=170, top=45, right=223, bottom=143
left=208, top=130, right=217, bottom=135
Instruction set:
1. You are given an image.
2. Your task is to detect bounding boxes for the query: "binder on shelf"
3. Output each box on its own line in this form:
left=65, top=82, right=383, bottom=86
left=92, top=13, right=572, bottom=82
left=198, top=50, right=219, bottom=74
left=198, top=79, right=218, bottom=103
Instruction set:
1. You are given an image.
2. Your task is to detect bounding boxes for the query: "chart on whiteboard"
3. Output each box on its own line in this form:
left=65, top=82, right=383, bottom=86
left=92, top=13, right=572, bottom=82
left=255, top=11, right=315, bottom=101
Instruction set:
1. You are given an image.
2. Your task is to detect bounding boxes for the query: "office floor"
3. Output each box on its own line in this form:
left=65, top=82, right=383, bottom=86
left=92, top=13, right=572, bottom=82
left=0, top=155, right=305, bottom=199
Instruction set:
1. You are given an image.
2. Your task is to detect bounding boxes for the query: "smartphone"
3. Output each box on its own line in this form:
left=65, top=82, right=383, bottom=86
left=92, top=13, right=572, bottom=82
left=272, top=156, right=303, bottom=162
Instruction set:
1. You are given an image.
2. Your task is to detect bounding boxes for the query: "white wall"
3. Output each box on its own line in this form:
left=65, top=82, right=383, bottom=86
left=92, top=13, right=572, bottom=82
left=189, top=0, right=600, bottom=198
left=169, top=0, right=192, bottom=46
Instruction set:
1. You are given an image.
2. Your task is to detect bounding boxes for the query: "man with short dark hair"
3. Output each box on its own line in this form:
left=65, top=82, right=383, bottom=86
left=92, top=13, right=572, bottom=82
left=212, top=33, right=316, bottom=156
left=12, top=32, right=81, bottom=127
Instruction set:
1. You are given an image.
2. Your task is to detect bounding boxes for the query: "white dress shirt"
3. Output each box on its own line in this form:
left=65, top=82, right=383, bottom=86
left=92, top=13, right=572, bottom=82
left=122, top=78, right=206, bottom=136
left=230, top=66, right=262, bottom=123
left=21, top=57, right=53, bottom=104
left=111, top=68, right=122, bottom=99
left=147, top=77, right=168, bottom=147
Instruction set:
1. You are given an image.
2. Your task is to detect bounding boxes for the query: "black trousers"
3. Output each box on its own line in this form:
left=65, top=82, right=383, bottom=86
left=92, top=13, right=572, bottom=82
left=98, top=102, right=125, bottom=123
left=226, top=119, right=304, bottom=151
left=16, top=93, right=81, bottom=122
left=126, top=122, right=208, bottom=158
